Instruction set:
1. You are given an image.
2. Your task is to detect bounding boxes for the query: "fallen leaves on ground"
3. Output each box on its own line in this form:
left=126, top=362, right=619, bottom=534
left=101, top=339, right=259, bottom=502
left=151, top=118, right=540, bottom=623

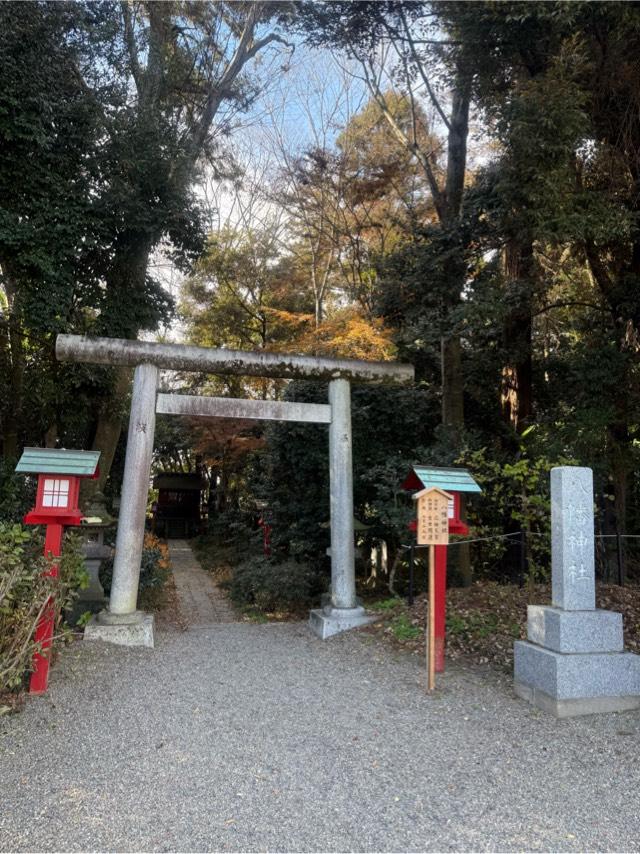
left=365, top=581, right=640, bottom=671
left=155, top=571, right=189, bottom=632
left=0, top=691, right=25, bottom=715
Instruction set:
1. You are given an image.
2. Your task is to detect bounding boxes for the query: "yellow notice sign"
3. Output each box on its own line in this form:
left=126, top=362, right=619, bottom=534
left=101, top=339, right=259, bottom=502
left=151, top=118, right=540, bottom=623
left=413, top=486, right=453, bottom=546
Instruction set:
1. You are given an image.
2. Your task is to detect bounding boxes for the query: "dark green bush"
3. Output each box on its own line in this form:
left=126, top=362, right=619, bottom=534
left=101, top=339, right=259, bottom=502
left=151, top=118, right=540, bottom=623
left=228, top=555, right=326, bottom=613
left=99, top=537, right=169, bottom=606
left=0, top=460, right=36, bottom=524
left=202, top=508, right=262, bottom=555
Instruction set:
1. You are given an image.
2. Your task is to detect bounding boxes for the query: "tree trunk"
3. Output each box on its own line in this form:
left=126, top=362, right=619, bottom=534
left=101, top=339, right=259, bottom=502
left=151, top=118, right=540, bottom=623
left=438, top=67, right=471, bottom=445
left=44, top=423, right=58, bottom=448
left=218, top=465, right=228, bottom=513
left=81, top=235, right=151, bottom=501
left=608, top=392, right=630, bottom=536
left=83, top=238, right=152, bottom=500
left=94, top=366, right=132, bottom=489
left=1, top=277, right=24, bottom=460
left=501, top=238, right=534, bottom=435
left=441, top=335, right=464, bottom=435
left=315, top=293, right=323, bottom=329
left=585, top=241, right=636, bottom=539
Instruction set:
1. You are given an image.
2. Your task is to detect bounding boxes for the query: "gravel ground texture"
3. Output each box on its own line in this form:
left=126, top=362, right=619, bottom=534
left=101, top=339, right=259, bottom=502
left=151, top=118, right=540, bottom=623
left=2, top=619, right=640, bottom=852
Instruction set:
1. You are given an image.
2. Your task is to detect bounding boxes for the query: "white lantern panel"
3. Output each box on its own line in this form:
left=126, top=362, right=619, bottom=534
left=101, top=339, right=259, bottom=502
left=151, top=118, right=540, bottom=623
left=42, top=478, right=70, bottom=508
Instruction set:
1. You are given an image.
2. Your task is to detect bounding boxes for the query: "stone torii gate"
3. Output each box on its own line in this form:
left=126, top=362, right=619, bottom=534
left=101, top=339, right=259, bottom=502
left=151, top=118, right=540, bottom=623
left=57, top=334, right=413, bottom=646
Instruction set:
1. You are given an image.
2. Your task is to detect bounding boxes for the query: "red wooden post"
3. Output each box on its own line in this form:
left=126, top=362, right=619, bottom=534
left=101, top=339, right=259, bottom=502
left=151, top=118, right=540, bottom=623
left=433, top=494, right=469, bottom=673
left=29, top=522, right=64, bottom=694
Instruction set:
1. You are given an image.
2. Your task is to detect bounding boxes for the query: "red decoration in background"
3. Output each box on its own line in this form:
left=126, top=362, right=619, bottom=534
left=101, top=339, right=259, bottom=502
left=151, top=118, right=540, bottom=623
left=258, top=516, right=272, bottom=557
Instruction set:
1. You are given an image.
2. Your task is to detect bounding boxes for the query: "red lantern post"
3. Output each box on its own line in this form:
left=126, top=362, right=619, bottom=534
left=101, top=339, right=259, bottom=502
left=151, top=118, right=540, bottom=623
left=15, top=448, right=100, bottom=694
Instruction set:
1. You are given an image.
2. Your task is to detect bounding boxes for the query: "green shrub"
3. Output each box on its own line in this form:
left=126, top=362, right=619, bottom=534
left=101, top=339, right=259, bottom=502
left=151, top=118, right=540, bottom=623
left=446, top=609, right=520, bottom=641
left=228, top=555, right=326, bottom=613
left=390, top=613, right=421, bottom=641
left=0, top=525, right=87, bottom=693
left=59, top=531, right=89, bottom=594
left=99, top=534, right=170, bottom=608
left=369, top=597, right=403, bottom=612
left=196, top=508, right=262, bottom=564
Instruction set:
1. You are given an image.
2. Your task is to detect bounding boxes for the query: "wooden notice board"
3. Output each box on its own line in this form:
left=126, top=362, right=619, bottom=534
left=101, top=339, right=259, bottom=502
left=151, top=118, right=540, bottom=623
left=413, top=486, right=453, bottom=546
left=412, top=485, right=454, bottom=691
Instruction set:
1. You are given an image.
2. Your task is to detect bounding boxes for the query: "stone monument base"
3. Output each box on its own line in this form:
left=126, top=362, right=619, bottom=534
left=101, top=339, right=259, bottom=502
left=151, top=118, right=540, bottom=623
left=84, top=610, right=154, bottom=648
left=514, top=638, right=640, bottom=718
left=309, top=605, right=373, bottom=640
left=514, top=681, right=640, bottom=718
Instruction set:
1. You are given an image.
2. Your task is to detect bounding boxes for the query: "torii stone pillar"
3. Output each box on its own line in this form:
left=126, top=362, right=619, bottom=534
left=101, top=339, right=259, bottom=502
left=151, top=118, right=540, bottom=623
left=85, top=363, right=158, bottom=647
left=308, top=379, right=372, bottom=638
left=56, top=334, right=414, bottom=648
left=328, top=379, right=355, bottom=608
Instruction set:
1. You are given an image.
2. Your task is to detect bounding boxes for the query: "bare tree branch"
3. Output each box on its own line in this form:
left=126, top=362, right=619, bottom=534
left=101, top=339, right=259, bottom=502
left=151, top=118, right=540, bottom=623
left=358, top=54, right=445, bottom=218
left=121, top=2, right=142, bottom=92
left=397, top=7, right=451, bottom=131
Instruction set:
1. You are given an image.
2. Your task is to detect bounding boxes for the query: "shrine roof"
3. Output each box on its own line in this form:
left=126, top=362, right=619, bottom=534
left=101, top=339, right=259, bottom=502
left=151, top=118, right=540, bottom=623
left=15, top=447, right=101, bottom=477
left=402, top=465, right=482, bottom=494
left=153, top=473, right=205, bottom=491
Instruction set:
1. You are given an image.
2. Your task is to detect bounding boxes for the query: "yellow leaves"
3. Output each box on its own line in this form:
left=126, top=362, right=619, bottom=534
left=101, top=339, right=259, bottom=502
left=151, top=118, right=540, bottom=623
left=262, top=307, right=315, bottom=332
left=222, top=304, right=397, bottom=362
left=294, top=312, right=397, bottom=361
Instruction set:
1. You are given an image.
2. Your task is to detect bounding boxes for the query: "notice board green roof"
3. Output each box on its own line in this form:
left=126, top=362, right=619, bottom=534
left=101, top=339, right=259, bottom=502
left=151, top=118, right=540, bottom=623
left=15, top=447, right=100, bottom=477
left=401, top=465, right=482, bottom=494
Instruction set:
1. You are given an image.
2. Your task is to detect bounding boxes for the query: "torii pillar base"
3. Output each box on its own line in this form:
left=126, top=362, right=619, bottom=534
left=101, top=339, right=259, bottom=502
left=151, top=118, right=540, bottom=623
left=84, top=609, right=154, bottom=648
left=309, top=606, right=374, bottom=640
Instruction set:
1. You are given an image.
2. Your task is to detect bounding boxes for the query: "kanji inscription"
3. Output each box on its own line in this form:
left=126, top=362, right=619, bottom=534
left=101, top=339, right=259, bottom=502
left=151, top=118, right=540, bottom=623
left=551, top=466, right=595, bottom=611
left=414, top=487, right=452, bottom=546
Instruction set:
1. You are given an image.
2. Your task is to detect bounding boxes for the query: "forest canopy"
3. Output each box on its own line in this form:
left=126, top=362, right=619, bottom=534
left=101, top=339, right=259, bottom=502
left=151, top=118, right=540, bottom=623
left=2, top=0, right=640, bottom=585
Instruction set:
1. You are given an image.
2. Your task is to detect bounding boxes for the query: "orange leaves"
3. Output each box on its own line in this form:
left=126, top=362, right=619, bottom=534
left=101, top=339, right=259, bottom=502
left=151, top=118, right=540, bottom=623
left=294, top=312, right=397, bottom=361
left=143, top=533, right=170, bottom=571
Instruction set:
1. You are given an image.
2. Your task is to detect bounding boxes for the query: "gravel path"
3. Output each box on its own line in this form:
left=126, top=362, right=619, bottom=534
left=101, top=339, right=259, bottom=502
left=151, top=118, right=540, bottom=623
left=2, top=554, right=640, bottom=851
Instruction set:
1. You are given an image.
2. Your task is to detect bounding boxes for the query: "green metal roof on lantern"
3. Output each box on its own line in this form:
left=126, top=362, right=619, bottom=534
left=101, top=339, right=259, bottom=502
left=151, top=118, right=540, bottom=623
left=401, top=465, right=482, bottom=494
left=15, top=447, right=101, bottom=478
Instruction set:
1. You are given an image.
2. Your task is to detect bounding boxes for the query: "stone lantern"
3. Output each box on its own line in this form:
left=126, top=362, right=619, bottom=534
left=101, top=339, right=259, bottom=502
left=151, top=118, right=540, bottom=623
left=78, top=491, right=115, bottom=615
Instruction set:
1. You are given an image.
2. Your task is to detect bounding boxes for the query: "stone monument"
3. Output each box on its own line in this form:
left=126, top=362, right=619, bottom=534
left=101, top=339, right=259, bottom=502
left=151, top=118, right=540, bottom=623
left=514, top=466, right=640, bottom=717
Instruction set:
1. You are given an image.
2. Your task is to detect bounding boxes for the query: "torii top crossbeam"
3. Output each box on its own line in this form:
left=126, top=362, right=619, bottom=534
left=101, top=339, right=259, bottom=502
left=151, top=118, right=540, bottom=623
left=56, top=335, right=414, bottom=385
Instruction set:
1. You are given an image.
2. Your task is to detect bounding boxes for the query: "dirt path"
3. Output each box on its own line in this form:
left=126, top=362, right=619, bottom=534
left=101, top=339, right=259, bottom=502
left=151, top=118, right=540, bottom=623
left=169, top=539, right=236, bottom=626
